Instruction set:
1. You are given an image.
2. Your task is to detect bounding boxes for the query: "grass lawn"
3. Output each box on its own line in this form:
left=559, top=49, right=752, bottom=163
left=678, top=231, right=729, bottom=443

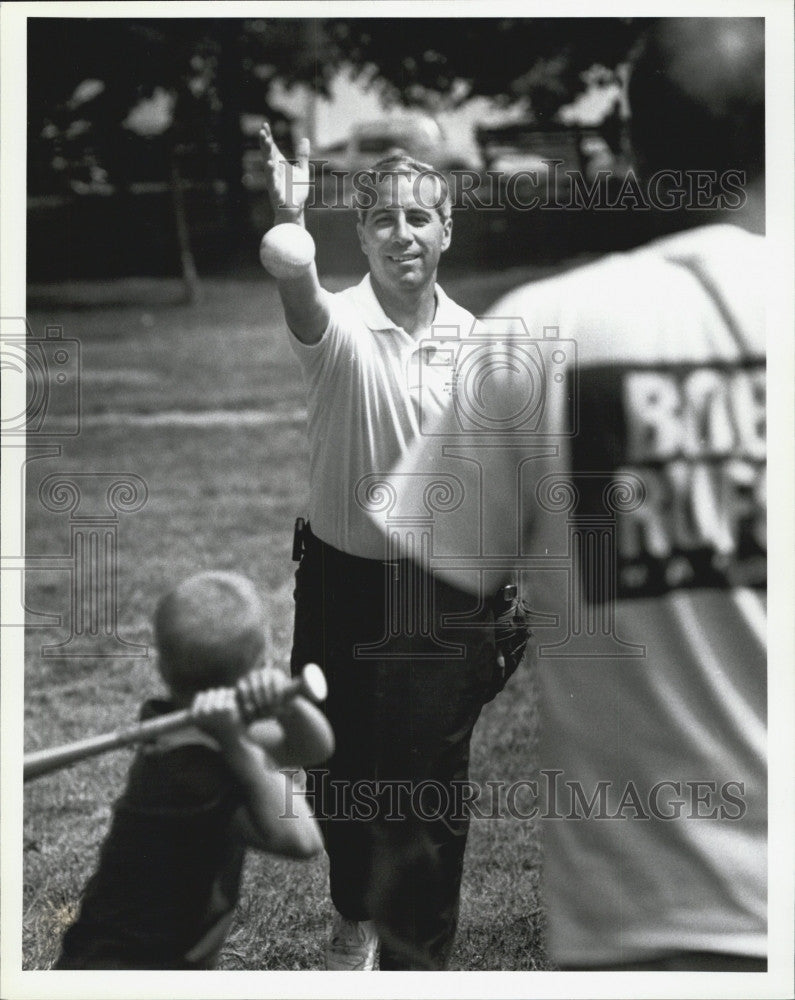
left=21, top=264, right=572, bottom=971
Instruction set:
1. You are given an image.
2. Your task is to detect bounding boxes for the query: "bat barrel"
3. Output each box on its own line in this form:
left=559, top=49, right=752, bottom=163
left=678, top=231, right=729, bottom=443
left=23, top=710, right=192, bottom=782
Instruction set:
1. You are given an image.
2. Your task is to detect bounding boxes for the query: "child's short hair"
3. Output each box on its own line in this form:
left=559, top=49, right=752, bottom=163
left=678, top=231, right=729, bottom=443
left=154, top=572, right=265, bottom=698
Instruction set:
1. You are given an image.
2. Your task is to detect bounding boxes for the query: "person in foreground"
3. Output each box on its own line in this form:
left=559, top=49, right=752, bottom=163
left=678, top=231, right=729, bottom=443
left=55, top=571, right=333, bottom=970
left=258, top=126, right=531, bottom=970
left=371, top=17, right=767, bottom=971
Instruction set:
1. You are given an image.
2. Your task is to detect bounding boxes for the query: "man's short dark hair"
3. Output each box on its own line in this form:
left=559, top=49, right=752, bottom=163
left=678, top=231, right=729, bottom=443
left=354, top=152, right=452, bottom=223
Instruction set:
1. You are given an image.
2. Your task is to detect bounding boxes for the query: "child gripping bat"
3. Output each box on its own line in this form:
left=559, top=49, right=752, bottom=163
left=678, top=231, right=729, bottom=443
left=54, top=570, right=334, bottom=970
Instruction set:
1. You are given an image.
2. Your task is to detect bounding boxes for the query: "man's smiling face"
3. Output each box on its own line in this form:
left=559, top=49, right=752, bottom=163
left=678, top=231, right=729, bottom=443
left=357, top=171, right=452, bottom=299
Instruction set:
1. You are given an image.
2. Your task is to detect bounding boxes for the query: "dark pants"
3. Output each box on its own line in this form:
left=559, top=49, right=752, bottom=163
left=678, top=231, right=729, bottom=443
left=290, top=525, right=495, bottom=970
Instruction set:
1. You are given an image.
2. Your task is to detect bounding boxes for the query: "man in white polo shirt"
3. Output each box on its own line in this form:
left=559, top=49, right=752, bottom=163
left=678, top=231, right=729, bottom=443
left=258, top=129, right=519, bottom=970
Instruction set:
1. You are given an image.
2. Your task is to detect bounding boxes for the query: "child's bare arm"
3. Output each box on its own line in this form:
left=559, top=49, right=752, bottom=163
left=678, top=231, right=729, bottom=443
left=191, top=688, right=323, bottom=858
left=230, top=769, right=322, bottom=857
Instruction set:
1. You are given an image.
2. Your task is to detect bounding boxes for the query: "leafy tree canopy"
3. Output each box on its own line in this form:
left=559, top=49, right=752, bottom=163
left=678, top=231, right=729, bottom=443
left=326, top=18, right=645, bottom=121
left=27, top=16, right=647, bottom=196
left=27, top=18, right=338, bottom=193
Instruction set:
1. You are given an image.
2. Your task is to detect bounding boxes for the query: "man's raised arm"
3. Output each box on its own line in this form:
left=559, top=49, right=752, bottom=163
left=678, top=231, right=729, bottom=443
left=259, top=120, right=330, bottom=345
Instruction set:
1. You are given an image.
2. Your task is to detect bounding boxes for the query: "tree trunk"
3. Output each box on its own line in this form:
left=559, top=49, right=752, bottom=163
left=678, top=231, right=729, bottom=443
left=169, top=150, right=201, bottom=304
left=216, top=24, right=248, bottom=240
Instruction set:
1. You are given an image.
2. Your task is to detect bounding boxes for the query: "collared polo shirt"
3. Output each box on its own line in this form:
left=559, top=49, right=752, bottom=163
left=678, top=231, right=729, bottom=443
left=289, top=273, right=475, bottom=559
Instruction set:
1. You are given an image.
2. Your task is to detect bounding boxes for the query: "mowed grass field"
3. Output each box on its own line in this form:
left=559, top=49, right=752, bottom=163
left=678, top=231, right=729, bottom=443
left=22, top=263, right=578, bottom=971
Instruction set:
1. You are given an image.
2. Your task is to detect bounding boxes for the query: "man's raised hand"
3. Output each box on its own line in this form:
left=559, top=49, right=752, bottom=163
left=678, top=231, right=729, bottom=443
left=258, top=119, right=329, bottom=344
left=259, top=120, right=312, bottom=220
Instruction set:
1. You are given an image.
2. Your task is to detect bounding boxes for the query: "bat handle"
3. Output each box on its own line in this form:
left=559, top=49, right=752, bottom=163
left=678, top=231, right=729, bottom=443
left=234, top=663, right=327, bottom=723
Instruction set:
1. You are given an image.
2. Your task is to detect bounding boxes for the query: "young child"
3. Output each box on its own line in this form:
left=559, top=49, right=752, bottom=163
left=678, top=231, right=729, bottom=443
left=55, top=571, right=334, bottom=970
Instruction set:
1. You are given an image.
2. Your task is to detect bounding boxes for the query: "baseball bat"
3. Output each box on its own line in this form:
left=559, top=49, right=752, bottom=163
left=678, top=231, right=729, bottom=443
left=23, top=663, right=327, bottom=783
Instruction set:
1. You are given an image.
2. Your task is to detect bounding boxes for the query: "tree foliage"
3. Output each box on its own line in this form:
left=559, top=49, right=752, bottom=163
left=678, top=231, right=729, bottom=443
left=326, top=18, right=645, bottom=121
left=27, top=18, right=343, bottom=294
left=27, top=16, right=646, bottom=196
left=27, top=18, right=337, bottom=195
left=26, top=16, right=649, bottom=289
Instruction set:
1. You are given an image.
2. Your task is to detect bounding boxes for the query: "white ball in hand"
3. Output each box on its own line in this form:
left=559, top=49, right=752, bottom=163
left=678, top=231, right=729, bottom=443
left=259, top=223, right=316, bottom=279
